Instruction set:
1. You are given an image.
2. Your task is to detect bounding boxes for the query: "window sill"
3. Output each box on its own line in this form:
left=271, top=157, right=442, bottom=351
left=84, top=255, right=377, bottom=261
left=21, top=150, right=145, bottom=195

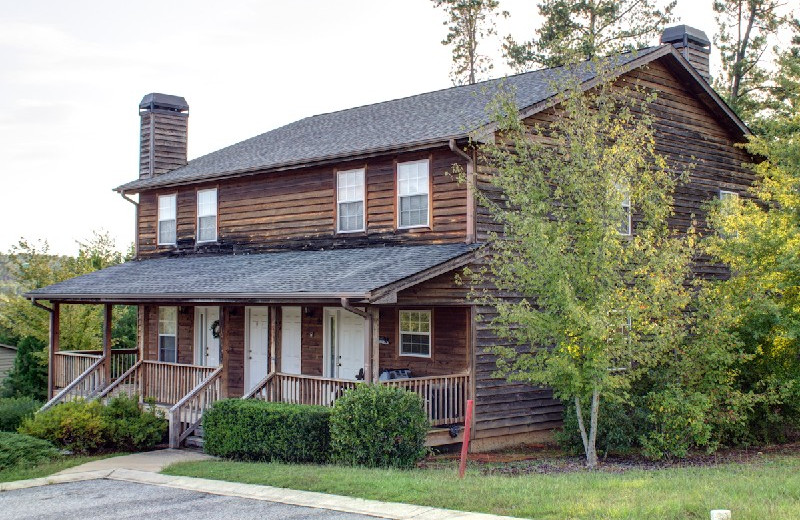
left=399, top=353, right=432, bottom=359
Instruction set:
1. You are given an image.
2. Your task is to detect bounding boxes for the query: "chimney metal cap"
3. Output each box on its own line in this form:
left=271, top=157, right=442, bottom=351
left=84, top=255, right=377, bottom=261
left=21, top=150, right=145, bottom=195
left=139, top=93, right=189, bottom=112
left=660, top=25, right=711, bottom=47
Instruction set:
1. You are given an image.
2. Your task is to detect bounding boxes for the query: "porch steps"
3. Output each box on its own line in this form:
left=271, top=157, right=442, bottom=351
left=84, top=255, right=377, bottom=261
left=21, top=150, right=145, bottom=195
left=183, top=424, right=204, bottom=450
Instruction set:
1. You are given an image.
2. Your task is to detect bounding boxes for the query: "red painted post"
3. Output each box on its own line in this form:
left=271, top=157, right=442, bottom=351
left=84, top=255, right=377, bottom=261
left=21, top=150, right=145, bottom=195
left=458, top=399, right=474, bottom=478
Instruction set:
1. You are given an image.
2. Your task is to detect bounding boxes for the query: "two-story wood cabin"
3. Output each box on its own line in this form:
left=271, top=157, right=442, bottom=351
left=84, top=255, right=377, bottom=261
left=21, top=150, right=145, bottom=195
left=28, top=26, right=753, bottom=450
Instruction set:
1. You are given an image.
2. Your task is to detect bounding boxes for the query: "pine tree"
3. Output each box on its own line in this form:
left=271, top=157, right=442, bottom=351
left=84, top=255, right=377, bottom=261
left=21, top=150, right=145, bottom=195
left=505, top=0, right=675, bottom=70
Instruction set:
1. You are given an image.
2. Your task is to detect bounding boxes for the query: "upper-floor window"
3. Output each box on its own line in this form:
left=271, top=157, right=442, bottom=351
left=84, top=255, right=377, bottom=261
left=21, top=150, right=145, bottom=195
left=399, top=310, right=431, bottom=357
left=158, top=306, right=177, bottom=363
left=397, top=159, right=430, bottom=228
left=197, top=188, right=218, bottom=243
left=337, top=169, right=365, bottom=233
left=157, top=194, right=177, bottom=246
left=719, top=189, right=738, bottom=202
left=617, top=184, right=631, bottom=236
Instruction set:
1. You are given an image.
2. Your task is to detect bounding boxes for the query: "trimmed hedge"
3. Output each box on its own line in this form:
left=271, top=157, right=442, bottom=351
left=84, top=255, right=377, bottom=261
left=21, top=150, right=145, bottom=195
left=203, top=399, right=331, bottom=463
left=0, top=432, right=60, bottom=470
left=0, top=397, right=41, bottom=432
left=329, top=384, right=428, bottom=468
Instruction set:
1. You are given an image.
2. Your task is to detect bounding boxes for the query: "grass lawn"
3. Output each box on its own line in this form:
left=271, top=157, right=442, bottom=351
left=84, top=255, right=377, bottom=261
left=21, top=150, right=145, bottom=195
left=0, top=454, right=118, bottom=483
left=163, top=455, right=800, bottom=520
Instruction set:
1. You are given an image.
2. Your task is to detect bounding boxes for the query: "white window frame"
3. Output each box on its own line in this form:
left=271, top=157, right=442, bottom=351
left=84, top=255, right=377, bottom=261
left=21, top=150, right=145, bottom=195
left=157, top=194, right=177, bottom=246
left=618, top=185, right=632, bottom=236
left=719, top=189, right=738, bottom=201
left=158, top=306, right=178, bottom=363
left=398, top=309, right=432, bottom=358
left=397, top=159, right=431, bottom=229
left=336, top=168, right=366, bottom=233
left=196, top=188, right=218, bottom=243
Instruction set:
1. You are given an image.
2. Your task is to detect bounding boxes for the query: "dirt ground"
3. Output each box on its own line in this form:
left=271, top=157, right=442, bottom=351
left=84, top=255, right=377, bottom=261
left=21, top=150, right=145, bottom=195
left=423, top=441, right=800, bottom=475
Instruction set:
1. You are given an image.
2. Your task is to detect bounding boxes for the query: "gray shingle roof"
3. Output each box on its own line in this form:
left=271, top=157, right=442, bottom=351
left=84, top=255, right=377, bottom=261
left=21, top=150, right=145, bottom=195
left=26, top=244, right=478, bottom=302
left=118, top=47, right=664, bottom=193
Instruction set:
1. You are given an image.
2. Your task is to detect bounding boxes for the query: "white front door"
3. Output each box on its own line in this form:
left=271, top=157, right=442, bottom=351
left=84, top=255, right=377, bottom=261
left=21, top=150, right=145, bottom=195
left=324, top=308, right=365, bottom=381
left=195, top=306, right=220, bottom=366
left=245, top=307, right=270, bottom=393
left=281, top=306, right=302, bottom=375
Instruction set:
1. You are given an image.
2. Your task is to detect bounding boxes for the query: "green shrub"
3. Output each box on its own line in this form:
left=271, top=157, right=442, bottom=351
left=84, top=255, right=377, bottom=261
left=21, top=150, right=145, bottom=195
left=1, top=336, right=47, bottom=400
left=0, top=397, right=41, bottom=432
left=329, top=384, right=428, bottom=469
left=18, top=395, right=166, bottom=454
left=0, top=432, right=60, bottom=470
left=101, top=394, right=167, bottom=451
left=640, top=386, right=715, bottom=460
left=19, top=400, right=105, bottom=454
left=203, top=399, right=331, bottom=463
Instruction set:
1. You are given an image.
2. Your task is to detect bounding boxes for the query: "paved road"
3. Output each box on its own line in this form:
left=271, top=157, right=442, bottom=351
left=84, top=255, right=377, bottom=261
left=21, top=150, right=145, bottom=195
left=0, top=479, right=377, bottom=520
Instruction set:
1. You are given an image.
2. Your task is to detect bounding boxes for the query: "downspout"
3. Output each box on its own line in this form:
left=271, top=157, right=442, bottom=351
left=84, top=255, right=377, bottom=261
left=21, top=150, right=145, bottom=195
left=341, top=297, right=374, bottom=383
left=449, top=139, right=476, bottom=244
left=119, top=190, right=139, bottom=258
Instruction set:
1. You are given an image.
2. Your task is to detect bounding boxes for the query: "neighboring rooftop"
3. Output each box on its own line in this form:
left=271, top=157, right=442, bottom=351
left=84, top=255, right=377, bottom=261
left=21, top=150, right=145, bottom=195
left=118, top=46, right=667, bottom=193
left=26, top=244, right=479, bottom=302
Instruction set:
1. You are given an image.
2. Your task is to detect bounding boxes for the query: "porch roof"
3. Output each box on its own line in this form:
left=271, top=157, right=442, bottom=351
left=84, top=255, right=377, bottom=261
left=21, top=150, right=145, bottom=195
left=26, top=244, right=480, bottom=304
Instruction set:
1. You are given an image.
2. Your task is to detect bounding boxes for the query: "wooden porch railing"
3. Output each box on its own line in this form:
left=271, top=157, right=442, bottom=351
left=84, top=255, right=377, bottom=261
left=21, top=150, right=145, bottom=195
left=168, top=366, right=224, bottom=448
left=96, top=360, right=218, bottom=406
left=52, top=349, right=139, bottom=391
left=382, top=372, right=470, bottom=426
left=246, top=372, right=359, bottom=406
left=246, top=371, right=471, bottom=426
left=41, top=354, right=107, bottom=412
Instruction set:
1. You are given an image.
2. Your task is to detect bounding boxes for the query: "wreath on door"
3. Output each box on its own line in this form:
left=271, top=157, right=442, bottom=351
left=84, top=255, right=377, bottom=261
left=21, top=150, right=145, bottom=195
left=211, top=319, right=221, bottom=339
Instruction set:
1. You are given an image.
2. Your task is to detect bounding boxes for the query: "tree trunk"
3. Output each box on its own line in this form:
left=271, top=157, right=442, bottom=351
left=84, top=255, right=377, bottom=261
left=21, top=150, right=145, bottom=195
left=574, top=388, right=601, bottom=469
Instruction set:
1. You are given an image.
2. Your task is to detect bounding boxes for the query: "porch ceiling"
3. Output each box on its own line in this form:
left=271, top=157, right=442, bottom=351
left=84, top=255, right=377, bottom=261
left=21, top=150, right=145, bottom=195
left=26, top=244, right=480, bottom=304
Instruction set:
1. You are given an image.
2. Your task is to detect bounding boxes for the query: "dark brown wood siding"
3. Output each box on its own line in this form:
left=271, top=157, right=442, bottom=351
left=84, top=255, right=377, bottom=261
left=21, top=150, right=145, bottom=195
left=136, top=148, right=468, bottom=257
left=142, top=305, right=194, bottom=364
left=221, top=306, right=245, bottom=397
left=301, top=305, right=324, bottom=376
left=470, top=56, right=756, bottom=441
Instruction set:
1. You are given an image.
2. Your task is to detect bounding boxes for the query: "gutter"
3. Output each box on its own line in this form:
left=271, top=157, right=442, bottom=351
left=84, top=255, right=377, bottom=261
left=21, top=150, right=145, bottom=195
left=448, top=139, right=476, bottom=244
left=341, top=297, right=374, bottom=383
left=119, top=191, right=139, bottom=257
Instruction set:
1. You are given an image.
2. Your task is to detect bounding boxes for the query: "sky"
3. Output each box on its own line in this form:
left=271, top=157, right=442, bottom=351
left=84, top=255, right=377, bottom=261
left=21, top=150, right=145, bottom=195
left=0, top=0, right=754, bottom=255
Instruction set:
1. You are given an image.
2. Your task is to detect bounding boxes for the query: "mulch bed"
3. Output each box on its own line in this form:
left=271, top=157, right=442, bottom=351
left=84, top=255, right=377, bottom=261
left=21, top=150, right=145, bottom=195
left=421, top=442, right=800, bottom=475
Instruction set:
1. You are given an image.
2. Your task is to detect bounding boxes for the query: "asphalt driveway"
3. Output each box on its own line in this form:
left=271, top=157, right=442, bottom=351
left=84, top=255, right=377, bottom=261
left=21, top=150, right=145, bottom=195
left=0, top=479, right=376, bottom=520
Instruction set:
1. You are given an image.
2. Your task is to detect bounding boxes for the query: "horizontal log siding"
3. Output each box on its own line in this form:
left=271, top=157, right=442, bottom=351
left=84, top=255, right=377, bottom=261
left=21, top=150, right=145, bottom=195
left=221, top=306, right=245, bottom=397
left=143, top=305, right=194, bottom=364
left=301, top=305, right=324, bottom=376
left=471, top=56, right=756, bottom=440
left=377, top=306, right=469, bottom=377
left=136, top=148, right=468, bottom=257
left=139, top=111, right=188, bottom=177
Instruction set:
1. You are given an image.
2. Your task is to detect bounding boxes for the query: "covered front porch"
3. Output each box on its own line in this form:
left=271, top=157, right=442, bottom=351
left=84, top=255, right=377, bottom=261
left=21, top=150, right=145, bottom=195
left=29, top=244, right=479, bottom=448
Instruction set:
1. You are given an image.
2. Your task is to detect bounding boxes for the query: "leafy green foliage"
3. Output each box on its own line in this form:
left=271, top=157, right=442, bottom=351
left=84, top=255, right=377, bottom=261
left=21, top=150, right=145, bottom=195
left=432, top=0, right=506, bottom=85
left=18, top=396, right=166, bottom=454
left=0, top=432, right=60, bottom=471
left=329, top=384, right=428, bottom=469
left=504, top=0, right=675, bottom=70
left=0, top=397, right=41, bottom=432
left=1, top=337, right=47, bottom=400
left=556, top=398, right=646, bottom=457
left=19, top=400, right=106, bottom=454
left=203, top=399, right=331, bottom=463
left=100, top=394, right=167, bottom=451
left=467, top=65, right=695, bottom=466
left=639, top=386, right=714, bottom=460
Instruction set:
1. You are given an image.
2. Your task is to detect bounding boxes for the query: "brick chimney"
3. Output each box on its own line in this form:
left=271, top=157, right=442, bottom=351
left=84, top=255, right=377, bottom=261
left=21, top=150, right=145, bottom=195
left=139, top=93, right=189, bottom=178
left=660, top=25, right=711, bottom=82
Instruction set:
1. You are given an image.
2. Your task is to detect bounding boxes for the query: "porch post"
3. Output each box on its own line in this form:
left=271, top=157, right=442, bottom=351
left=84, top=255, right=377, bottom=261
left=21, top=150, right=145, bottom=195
left=371, top=308, right=380, bottom=383
left=102, top=303, right=112, bottom=384
left=269, top=306, right=278, bottom=374
left=363, top=307, right=374, bottom=383
left=48, top=303, right=60, bottom=399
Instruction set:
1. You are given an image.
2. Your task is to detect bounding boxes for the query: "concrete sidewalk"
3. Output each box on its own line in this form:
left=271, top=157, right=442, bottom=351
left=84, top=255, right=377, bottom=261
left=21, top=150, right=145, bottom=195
left=1, top=450, right=520, bottom=520
left=55, top=448, right=213, bottom=474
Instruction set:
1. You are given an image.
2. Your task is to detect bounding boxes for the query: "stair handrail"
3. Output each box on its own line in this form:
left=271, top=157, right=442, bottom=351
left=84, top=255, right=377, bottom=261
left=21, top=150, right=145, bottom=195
left=168, top=365, right=224, bottom=448
left=40, top=354, right=107, bottom=412
left=93, top=359, right=143, bottom=401
left=242, top=371, right=277, bottom=399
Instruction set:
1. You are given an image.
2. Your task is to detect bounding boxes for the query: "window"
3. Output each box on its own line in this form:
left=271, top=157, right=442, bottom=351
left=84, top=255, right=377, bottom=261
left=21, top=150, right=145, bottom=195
left=337, top=169, right=365, bottom=232
left=719, top=189, right=739, bottom=237
left=618, top=184, right=631, bottom=236
left=197, top=188, right=217, bottom=243
left=397, top=159, right=430, bottom=228
left=158, top=306, right=177, bottom=363
left=157, top=194, right=176, bottom=245
left=399, top=310, right=431, bottom=357
left=719, top=189, right=738, bottom=202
